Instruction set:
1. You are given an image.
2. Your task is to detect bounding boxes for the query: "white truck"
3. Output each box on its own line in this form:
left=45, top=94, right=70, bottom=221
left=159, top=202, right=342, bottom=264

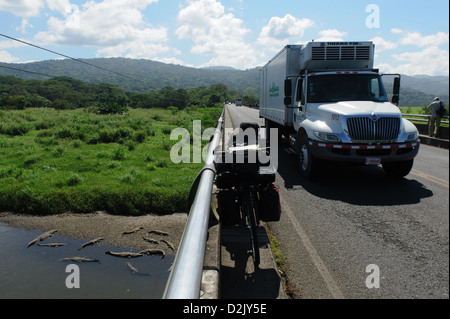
left=259, top=41, right=420, bottom=178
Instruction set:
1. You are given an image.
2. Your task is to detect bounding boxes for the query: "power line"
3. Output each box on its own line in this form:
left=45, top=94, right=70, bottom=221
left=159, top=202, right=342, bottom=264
left=0, top=65, right=54, bottom=78
left=0, top=33, right=135, bottom=80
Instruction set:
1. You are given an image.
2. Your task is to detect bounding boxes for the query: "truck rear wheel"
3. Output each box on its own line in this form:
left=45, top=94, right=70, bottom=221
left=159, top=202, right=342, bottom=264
left=382, top=159, right=414, bottom=179
left=297, top=135, right=317, bottom=178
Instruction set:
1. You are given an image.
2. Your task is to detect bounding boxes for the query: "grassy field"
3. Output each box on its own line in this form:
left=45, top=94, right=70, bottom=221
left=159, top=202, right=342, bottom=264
left=0, top=107, right=222, bottom=215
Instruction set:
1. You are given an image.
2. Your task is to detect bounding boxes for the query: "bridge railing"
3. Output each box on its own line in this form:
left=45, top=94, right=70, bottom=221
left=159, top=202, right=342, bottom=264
left=403, top=114, right=449, bottom=125
left=163, top=108, right=224, bottom=299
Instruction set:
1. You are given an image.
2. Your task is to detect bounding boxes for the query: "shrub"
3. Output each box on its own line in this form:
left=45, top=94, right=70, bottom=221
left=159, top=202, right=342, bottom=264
left=133, top=130, right=147, bottom=143
left=156, top=160, right=167, bottom=168
left=52, top=99, right=74, bottom=110
left=67, top=174, right=82, bottom=186
left=112, top=146, right=126, bottom=161
left=53, top=146, right=65, bottom=158
left=0, top=124, right=30, bottom=136
left=98, top=102, right=127, bottom=114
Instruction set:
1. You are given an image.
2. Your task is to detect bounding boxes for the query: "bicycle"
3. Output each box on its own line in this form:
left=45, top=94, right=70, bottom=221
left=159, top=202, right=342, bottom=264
left=214, top=122, right=275, bottom=268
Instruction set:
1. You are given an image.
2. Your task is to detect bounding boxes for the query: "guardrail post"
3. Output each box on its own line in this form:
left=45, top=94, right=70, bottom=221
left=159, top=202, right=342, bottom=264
left=163, top=108, right=224, bottom=299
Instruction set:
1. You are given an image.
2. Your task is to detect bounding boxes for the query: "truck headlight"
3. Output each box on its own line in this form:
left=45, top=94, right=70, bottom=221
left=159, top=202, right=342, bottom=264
left=406, top=131, right=418, bottom=141
left=314, top=131, right=341, bottom=142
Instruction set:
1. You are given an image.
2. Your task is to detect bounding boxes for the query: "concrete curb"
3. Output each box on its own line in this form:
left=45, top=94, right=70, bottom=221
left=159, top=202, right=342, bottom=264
left=419, top=134, right=449, bottom=149
left=201, top=215, right=221, bottom=299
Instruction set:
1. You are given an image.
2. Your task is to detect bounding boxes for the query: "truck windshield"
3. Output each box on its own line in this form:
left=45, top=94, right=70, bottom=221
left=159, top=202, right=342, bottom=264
left=307, top=74, right=389, bottom=103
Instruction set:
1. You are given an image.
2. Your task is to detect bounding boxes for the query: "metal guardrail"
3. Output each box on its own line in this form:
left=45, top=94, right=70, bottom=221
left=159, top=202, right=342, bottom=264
left=163, top=108, right=224, bottom=299
left=403, top=113, right=449, bottom=124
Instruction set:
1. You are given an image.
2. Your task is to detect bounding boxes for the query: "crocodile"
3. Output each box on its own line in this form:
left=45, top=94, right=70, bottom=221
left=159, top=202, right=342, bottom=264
left=126, top=262, right=139, bottom=273
left=61, top=257, right=99, bottom=262
left=27, top=229, right=58, bottom=248
left=139, top=248, right=165, bottom=259
left=37, top=243, right=65, bottom=247
left=79, top=237, right=105, bottom=250
left=105, top=251, right=144, bottom=258
left=142, top=235, right=159, bottom=245
left=122, top=226, right=144, bottom=235
left=161, top=239, right=175, bottom=251
left=147, top=230, right=169, bottom=236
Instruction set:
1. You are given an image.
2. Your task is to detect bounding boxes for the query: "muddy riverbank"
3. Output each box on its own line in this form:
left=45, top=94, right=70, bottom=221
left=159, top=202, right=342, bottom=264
left=0, top=211, right=187, bottom=253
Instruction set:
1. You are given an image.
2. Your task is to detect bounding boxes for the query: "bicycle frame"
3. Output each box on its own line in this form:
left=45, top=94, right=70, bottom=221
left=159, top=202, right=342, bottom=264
left=235, top=180, right=261, bottom=267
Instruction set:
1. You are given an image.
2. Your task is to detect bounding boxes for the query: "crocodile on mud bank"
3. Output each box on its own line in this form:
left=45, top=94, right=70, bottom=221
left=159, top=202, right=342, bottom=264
left=27, top=230, right=58, bottom=248
left=79, top=237, right=105, bottom=250
left=105, top=251, right=144, bottom=258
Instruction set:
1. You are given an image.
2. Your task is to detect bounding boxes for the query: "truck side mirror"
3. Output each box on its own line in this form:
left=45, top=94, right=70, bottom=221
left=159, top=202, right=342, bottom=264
left=284, top=79, right=293, bottom=106
left=393, top=77, right=400, bottom=93
left=392, top=77, right=400, bottom=106
left=284, top=79, right=292, bottom=97
left=392, top=95, right=399, bottom=105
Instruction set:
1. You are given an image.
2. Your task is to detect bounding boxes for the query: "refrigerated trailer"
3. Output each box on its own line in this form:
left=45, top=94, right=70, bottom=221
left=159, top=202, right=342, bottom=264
left=259, top=41, right=419, bottom=178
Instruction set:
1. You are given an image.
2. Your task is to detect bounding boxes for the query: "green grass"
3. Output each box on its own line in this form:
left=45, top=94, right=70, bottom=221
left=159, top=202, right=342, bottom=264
left=0, top=107, right=222, bottom=215
left=399, top=106, right=449, bottom=128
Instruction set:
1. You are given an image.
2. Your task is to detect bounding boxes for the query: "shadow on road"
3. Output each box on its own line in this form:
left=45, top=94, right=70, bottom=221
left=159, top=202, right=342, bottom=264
left=275, top=143, right=433, bottom=206
left=220, top=226, right=282, bottom=299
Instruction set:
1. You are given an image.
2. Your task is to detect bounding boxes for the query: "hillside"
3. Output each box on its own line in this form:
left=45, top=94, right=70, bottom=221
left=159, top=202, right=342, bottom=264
left=0, top=58, right=448, bottom=106
left=0, top=58, right=259, bottom=94
left=382, top=75, right=449, bottom=106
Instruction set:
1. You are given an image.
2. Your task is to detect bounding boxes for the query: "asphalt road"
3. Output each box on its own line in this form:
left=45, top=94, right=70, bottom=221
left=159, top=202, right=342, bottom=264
left=226, top=104, right=449, bottom=299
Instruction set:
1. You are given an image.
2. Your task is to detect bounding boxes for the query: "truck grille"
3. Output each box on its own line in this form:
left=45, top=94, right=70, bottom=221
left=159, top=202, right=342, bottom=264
left=312, top=46, right=371, bottom=61
left=346, top=117, right=400, bottom=141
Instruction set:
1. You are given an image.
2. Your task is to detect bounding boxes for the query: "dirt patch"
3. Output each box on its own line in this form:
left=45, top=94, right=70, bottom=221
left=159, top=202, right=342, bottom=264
left=0, top=211, right=187, bottom=253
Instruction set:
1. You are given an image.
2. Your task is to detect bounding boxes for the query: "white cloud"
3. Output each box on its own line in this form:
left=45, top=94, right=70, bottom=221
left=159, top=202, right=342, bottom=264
left=375, top=30, right=450, bottom=76
left=257, top=14, right=315, bottom=47
left=46, top=0, right=72, bottom=16
left=315, top=29, right=347, bottom=42
left=390, top=28, right=403, bottom=34
left=253, top=14, right=315, bottom=64
left=0, top=0, right=45, bottom=17
left=399, top=31, right=449, bottom=47
left=391, top=28, right=449, bottom=47
left=16, top=18, right=33, bottom=33
left=371, top=36, right=397, bottom=53
left=153, top=56, right=194, bottom=67
left=34, top=0, right=169, bottom=59
left=176, top=0, right=257, bottom=69
left=377, top=47, right=449, bottom=76
left=0, top=38, right=28, bottom=50
left=391, top=47, right=449, bottom=76
left=0, top=50, right=20, bottom=62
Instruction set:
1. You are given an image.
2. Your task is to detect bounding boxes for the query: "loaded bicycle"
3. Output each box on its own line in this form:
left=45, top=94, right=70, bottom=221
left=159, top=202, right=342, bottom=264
left=214, top=122, right=280, bottom=268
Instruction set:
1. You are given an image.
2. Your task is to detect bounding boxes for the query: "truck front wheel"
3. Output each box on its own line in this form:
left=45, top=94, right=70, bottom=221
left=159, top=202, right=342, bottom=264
left=382, top=159, right=414, bottom=179
left=297, top=135, right=317, bottom=178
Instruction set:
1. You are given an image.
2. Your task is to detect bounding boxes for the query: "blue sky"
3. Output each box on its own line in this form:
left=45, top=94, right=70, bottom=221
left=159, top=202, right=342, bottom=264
left=0, top=0, right=449, bottom=75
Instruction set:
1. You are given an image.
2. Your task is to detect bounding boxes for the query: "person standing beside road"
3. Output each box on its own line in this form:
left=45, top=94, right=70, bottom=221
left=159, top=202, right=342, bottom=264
left=427, top=97, right=444, bottom=138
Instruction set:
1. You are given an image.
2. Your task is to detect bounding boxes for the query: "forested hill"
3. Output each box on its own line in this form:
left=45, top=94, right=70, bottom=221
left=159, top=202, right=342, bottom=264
left=0, top=57, right=448, bottom=106
left=0, top=58, right=259, bottom=94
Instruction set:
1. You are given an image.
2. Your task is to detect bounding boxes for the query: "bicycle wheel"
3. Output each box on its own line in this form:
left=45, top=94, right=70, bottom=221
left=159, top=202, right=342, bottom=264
left=246, top=194, right=260, bottom=267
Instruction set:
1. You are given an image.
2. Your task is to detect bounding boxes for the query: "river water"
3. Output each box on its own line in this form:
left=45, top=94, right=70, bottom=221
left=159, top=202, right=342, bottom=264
left=0, top=223, right=173, bottom=298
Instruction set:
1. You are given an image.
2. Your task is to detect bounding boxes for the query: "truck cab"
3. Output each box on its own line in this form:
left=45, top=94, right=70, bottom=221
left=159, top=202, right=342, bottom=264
left=260, top=42, right=420, bottom=178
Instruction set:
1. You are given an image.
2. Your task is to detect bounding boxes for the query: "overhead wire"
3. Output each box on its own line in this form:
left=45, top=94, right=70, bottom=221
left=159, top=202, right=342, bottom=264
left=0, top=65, right=54, bottom=78
left=0, top=33, right=197, bottom=105
left=0, top=33, right=136, bottom=80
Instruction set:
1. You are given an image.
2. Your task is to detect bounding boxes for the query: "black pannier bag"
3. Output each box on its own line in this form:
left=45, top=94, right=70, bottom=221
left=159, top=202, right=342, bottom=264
left=217, top=189, right=241, bottom=226
left=258, top=183, right=281, bottom=222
